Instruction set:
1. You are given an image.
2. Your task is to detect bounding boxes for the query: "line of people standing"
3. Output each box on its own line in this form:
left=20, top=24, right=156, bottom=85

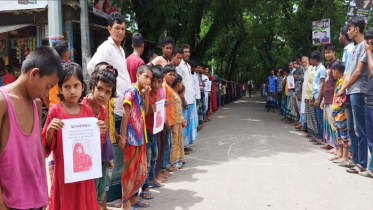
left=271, top=16, right=373, bottom=179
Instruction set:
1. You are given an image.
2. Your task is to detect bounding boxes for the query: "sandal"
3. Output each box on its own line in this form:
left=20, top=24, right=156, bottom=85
left=329, top=156, right=340, bottom=161
left=149, top=180, right=164, bottom=188
left=140, top=191, right=154, bottom=200
left=132, top=199, right=150, bottom=208
left=338, top=160, right=355, bottom=168
left=358, top=171, right=373, bottom=179
left=107, top=199, right=123, bottom=208
left=346, top=168, right=359, bottom=174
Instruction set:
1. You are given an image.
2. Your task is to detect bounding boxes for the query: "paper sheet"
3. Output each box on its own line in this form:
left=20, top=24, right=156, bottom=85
left=62, top=117, right=102, bottom=183
left=153, top=99, right=166, bottom=134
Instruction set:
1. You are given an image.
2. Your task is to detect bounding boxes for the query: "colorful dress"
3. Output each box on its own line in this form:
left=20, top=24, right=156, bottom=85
left=121, top=84, right=148, bottom=203
left=81, top=95, right=112, bottom=203
left=171, top=92, right=185, bottom=164
left=42, top=103, right=99, bottom=210
left=331, top=78, right=349, bottom=148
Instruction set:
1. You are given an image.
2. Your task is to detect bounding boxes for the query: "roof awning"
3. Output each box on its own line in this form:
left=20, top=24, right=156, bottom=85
left=0, top=24, right=34, bottom=34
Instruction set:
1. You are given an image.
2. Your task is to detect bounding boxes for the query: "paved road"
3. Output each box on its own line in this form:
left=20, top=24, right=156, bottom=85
left=113, top=95, right=373, bottom=210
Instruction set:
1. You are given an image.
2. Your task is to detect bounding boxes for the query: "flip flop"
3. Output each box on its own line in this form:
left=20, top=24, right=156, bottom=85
left=346, top=168, right=359, bottom=174
left=359, top=171, right=373, bottom=179
left=149, top=180, right=164, bottom=188
left=329, top=156, right=340, bottom=161
left=338, top=161, right=355, bottom=168
left=178, top=162, right=184, bottom=169
left=132, top=200, right=150, bottom=208
left=107, top=198, right=122, bottom=208
left=140, top=191, right=154, bottom=200
left=313, top=141, right=322, bottom=145
left=333, top=159, right=343, bottom=164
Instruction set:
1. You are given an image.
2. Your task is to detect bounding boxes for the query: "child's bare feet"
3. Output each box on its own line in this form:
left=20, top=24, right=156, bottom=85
left=161, top=170, right=172, bottom=177
left=155, top=174, right=168, bottom=183
left=121, top=200, right=132, bottom=210
left=167, top=165, right=178, bottom=172
left=130, top=196, right=149, bottom=208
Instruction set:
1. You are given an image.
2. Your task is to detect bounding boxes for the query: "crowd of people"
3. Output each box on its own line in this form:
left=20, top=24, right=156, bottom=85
left=264, top=16, right=373, bottom=180
left=0, top=12, right=245, bottom=210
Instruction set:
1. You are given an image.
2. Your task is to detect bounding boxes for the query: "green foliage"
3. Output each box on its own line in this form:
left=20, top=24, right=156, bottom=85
left=110, top=0, right=361, bottom=84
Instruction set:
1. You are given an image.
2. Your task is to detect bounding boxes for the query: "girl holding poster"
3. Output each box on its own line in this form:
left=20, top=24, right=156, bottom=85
left=42, top=62, right=106, bottom=210
left=83, top=63, right=118, bottom=209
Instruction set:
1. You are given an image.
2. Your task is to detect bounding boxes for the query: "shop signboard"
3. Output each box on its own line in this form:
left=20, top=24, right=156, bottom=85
left=0, top=0, right=47, bottom=12
left=93, top=0, right=121, bottom=19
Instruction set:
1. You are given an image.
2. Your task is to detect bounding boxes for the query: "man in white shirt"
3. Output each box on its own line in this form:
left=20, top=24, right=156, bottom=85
left=87, top=12, right=145, bottom=209
left=88, top=12, right=131, bottom=119
left=202, top=66, right=211, bottom=121
left=299, top=56, right=312, bottom=130
left=190, top=60, right=202, bottom=130
left=176, top=44, right=198, bottom=148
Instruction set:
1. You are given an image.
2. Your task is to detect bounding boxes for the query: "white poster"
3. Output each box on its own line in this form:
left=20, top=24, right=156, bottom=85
left=205, top=81, right=212, bottom=92
left=0, top=0, right=47, bottom=12
left=287, top=76, right=295, bottom=89
left=62, top=117, right=102, bottom=184
left=312, top=19, right=330, bottom=46
left=153, top=99, right=165, bottom=134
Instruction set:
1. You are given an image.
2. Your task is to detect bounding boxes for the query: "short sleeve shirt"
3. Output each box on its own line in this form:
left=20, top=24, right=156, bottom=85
left=122, top=84, right=147, bottom=146
left=312, top=63, right=326, bottom=99
left=295, top=67, right=304, bottom=96
left=342, top=43, right=355, bottom=72
left=267, top=75, right=277, bottom=93
left=145, top=91, right=158, bottom=134
left=305, top=67, right=315, bottom=100
left=345, top=41, right=370, bottom=95
left=173, top=92, right=183, bottom=124
left=163, top=83, right=175, bottom=126
left=126, top=54, right=145, bottom=84
left=277, top=76, right=283, bottom=92
left=323, top=59, right=339, bottom=103
left=366, top=76, right=373, bottom=107
left=81, top=95, right=107, bottom=146
left=151, top=56, right=169, bottom=67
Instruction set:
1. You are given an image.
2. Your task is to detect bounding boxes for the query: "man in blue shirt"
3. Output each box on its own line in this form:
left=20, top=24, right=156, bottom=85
left=310, top=50, right=326, bottom=144
left=266, top=70, right=277, bottom=111
left=339, top=26, right=354, bottom=73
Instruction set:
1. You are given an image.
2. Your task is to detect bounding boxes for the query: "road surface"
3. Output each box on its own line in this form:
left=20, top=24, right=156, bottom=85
left=112, top=94, right=373, bottom=210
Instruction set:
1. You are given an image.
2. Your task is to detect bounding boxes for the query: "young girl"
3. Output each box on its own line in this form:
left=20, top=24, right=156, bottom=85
left=170, top=74, right=186, bottom=170
left=42, top=62, right=106, bottom=210
left=83, top=63, right=118, bottom=209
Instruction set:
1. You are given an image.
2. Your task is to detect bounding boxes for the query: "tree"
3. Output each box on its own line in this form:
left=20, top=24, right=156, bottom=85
left=110, top=0, right=351, bottom=84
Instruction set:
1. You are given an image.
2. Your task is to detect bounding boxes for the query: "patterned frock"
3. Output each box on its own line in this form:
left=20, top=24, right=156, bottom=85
left=42, top=103, right=99, bottom=210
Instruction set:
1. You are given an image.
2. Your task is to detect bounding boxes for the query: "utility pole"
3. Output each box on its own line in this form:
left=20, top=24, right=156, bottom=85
left=80, top=0, right=91, bottom=86
left=47, top=0, right=64, bottom=45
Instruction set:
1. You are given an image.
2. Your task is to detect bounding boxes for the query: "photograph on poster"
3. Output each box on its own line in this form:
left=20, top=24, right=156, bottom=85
left=312, top=19, right=330, bottom=46
left=153, top=99, right=166, bottom=134
left=73, top=142, right=93, bottom=173
left=345, top=0, right=372, bottom=25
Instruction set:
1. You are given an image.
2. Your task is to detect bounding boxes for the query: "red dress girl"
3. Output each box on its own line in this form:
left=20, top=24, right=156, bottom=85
left=42, top=103, right=99, bottom=210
